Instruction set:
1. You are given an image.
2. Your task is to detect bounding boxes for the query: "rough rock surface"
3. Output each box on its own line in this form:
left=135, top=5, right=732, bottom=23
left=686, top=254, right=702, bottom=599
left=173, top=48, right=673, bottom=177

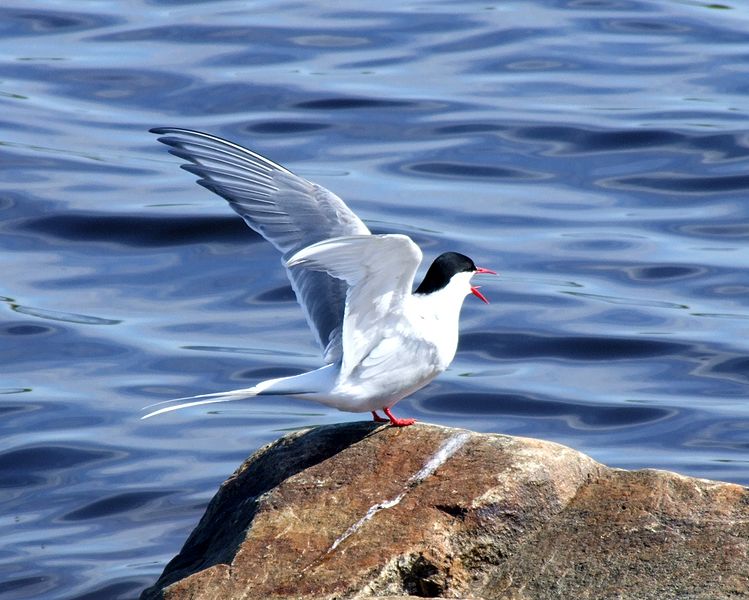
left=141, top=422, right=749, bottom=600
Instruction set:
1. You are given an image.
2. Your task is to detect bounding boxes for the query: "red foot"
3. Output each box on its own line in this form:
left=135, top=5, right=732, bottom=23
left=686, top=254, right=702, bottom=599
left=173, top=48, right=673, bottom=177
left=371, top=410, right=389, bottom=423
left=383, top=407, right=415, bottom=427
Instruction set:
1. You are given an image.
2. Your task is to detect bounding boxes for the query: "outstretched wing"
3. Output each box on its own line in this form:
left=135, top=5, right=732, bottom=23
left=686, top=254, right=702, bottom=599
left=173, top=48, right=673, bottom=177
left=287, top=234, right=423, bottom=378
left=151, top=128, right=370, bottom=361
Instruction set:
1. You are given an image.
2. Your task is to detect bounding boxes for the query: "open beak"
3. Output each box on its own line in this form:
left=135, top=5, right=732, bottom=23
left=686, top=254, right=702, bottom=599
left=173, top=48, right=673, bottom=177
left=471, top=286, right=489, bottom=304
left=471, top=266, right=497, bottom=304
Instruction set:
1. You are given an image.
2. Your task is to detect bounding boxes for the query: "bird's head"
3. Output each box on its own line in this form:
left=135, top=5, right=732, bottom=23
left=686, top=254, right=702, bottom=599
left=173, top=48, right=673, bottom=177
left=414, top=252, right=497, bottom=304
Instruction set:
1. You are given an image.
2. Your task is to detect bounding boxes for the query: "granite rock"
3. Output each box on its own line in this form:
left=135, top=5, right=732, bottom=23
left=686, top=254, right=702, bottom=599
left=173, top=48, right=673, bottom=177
left=141, top=422, right=749, bottom=600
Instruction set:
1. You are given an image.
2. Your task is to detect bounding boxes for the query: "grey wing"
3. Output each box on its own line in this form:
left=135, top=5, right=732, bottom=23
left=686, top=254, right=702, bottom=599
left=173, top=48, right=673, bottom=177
left=150, top=128, right=370, bottom=361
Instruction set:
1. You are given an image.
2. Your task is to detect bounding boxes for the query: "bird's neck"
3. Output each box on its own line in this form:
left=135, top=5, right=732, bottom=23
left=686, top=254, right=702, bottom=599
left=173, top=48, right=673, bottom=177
left=411, top=287, right=467, bottom=319
left=407, top=287, right=468, bottom=370
left=410, top=272, right=472, bottom=322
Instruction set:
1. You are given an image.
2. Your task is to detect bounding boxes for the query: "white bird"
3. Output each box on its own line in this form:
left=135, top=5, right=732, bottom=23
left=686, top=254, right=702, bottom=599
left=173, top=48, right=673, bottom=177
left=142, top=128, right=495, bottom=426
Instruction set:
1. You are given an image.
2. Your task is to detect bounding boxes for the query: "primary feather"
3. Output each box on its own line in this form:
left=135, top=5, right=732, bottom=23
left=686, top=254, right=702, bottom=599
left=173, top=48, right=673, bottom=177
left=150, top=127, right=369, bottom=362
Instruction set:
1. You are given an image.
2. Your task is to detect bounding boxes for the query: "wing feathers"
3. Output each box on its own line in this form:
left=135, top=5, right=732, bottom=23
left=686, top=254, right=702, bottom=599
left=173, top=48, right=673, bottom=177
left=152, top=128, right=292, bottom=175
left=287, top=234, right=423, bottom=376
left=287, top=235, right=377, bottom=283
left=151, top=127, right=370, bottom=360
left=181, top=164, right=280, bottom=194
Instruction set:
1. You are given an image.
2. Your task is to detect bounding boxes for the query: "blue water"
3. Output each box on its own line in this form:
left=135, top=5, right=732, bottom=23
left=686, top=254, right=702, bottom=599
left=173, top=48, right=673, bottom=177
left=2, top=0, right=749, bottom=597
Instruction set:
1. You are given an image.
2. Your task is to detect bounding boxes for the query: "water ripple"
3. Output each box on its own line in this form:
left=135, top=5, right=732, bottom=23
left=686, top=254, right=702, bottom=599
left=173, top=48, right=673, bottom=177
left=4, top=0, right=749, bottom=598
left=421, top=392, right=675, bottom=429
left=295, top=97, right=416, bottom=110
left=20, top=214, right=257, bottom=247
left=460, top=332, right=686, bottom=361
left=62, top=491, right=172, bottom=521
left=10, top=304, right=121, bottom=326
left=0, top=7, right=119, bottom=36
left=0, top=445, right=116, bottom=488
left=602, top=172, right=749, bottom=194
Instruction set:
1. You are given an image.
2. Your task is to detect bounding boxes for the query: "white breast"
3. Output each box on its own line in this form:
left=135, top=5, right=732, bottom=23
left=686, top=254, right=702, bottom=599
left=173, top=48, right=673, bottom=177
left=405, top=271, right=474, bottom=370
left=321, top=272, right=474, bottom=413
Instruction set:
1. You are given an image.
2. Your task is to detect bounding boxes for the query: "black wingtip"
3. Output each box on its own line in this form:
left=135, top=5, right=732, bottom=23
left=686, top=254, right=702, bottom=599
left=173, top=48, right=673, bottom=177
left=150, top=126, right=188, bottom=136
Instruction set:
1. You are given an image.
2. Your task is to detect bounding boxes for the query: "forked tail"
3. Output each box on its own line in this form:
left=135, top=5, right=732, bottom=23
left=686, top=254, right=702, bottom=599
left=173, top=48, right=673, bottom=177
left=140, top=364, right=337, bottom=419
left=141, top=385, right=262, bottom=419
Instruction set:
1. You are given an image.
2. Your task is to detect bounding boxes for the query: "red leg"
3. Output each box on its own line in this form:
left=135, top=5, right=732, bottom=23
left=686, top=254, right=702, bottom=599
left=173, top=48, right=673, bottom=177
left=371, top=410, right=389, bottom=423
left=383, top=407, right=415, bottom=427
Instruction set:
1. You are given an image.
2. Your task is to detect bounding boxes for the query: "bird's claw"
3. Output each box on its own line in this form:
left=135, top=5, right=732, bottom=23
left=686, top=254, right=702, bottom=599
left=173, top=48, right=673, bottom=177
left=382, top=407, right=416, bottom=427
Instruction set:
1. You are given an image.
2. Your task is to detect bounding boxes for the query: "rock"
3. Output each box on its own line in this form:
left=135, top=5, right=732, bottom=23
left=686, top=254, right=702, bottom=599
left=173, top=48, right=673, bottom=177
left=141, top=422, right=749, bottom=600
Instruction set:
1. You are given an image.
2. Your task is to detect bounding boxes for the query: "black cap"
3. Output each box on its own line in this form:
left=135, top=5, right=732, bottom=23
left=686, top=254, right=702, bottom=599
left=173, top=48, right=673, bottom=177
left=414, top=252, right=477, bottom=295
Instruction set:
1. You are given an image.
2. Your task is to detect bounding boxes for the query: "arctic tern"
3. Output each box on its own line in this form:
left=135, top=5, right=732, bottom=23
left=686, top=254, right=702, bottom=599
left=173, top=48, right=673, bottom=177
left=142, top=128, right=495, bottom=426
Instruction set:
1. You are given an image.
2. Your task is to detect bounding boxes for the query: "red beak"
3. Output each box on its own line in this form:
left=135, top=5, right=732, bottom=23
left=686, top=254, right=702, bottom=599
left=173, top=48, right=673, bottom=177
left=471, top=286, right=489, bottom=304
left=471, top=266, right=497, bottom=304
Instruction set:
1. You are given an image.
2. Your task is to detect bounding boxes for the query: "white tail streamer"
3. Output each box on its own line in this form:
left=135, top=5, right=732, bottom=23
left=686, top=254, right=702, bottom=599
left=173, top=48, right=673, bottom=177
left=140, top=387, right=258, bottom=419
